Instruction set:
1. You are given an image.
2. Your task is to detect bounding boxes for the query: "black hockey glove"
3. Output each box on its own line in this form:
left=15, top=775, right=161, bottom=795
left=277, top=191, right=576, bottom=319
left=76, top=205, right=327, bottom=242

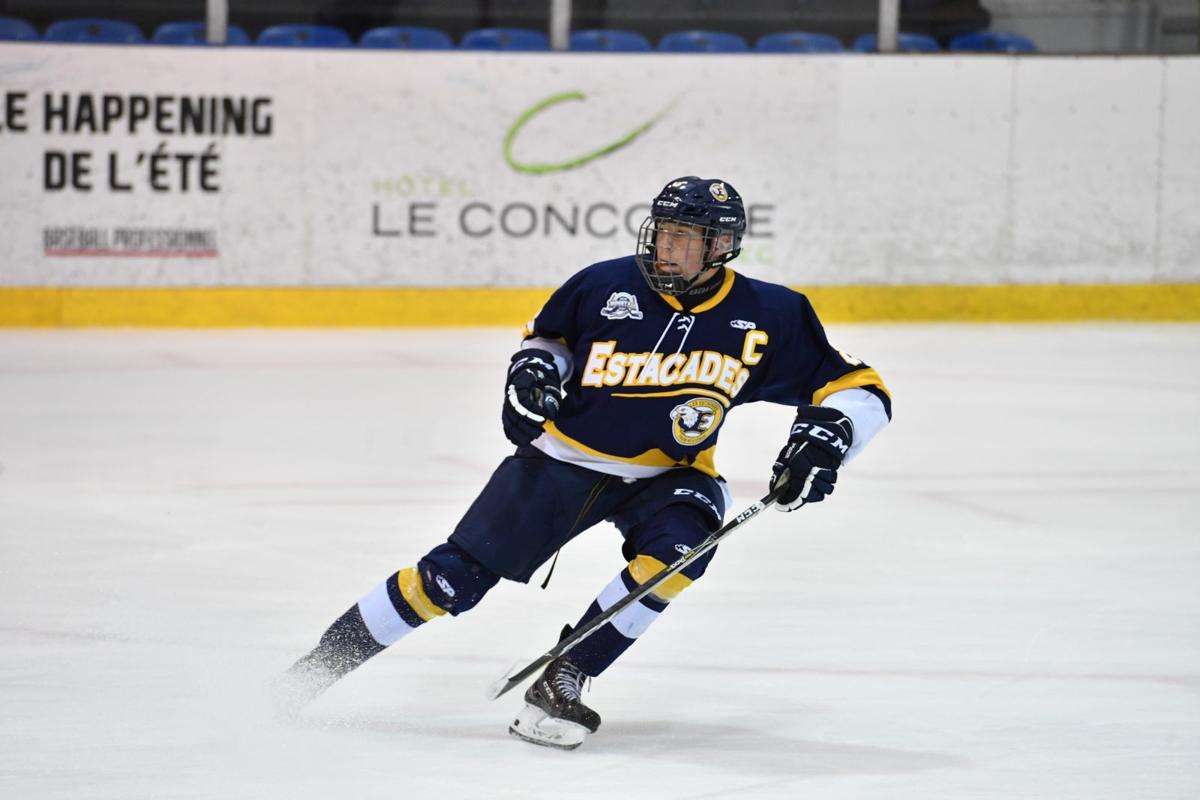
left=770, top=405, right=854, bottom=511
left=502, top=349, right=563, bottom=447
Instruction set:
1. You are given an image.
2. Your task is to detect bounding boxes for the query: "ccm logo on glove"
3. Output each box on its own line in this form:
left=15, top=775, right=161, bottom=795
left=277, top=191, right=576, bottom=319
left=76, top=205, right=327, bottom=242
left=789, top=421, right=850, bottom=455
left=771, top=405, right=854, bottom=512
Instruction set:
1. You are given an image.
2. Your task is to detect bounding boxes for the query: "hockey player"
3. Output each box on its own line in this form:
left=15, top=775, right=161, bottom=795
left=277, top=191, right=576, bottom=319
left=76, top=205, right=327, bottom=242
left=285, top=176, right=892, bottom=749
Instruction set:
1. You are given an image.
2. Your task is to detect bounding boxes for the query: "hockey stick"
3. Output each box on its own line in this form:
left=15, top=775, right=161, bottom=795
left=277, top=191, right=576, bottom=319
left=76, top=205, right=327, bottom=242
left=486, top=481, right=791, bottom=701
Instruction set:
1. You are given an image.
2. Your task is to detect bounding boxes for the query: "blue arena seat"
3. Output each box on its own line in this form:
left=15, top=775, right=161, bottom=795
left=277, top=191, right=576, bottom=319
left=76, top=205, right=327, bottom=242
left=152, top=21, right=251, bottom=46
left=460, top=27, right=549, bottom=51
left=569, top=29, right=652, bottom=52
left=0, top=16, right=38, bottom=41
left=659, top=30, right=749, bottom=52
left=949, top=30, right=1036, bottom=53
left=256, top=24, right=352, bottom=48
left=44, top=18, right=144, bottom=44
left=360, top=26, right=454, bottom=49
left=755, top=31, right=844, bottom=53
left=852, top=32, right=940, bottom=52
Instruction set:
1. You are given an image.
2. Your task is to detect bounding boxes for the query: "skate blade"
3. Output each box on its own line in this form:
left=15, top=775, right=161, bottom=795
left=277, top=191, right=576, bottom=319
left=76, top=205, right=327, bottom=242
left=508, top=703, right=587, bottom=751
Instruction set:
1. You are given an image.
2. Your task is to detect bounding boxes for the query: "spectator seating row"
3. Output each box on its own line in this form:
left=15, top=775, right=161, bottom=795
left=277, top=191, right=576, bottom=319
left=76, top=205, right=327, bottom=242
left=0, top=17, right=1037, bottom=53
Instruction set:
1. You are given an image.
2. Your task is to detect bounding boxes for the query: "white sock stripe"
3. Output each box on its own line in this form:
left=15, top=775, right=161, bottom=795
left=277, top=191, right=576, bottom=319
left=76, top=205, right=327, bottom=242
left=595, top=573, right=627, bottom=611
left=610, top=600, right=661, bottom=639
left=357, top=579, right=415, bottom=647
left=594, top=572, right=661, bottom=640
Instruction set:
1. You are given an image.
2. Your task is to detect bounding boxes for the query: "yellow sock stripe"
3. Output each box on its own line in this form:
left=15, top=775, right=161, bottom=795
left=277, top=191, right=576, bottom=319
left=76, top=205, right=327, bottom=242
left=628, top=554, right=693, bottom=602
left=396, top=567, right=446, bottom=622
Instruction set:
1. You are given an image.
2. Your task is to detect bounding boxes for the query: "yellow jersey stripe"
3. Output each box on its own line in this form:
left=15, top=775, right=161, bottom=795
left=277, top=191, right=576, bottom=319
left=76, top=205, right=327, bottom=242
left=628, top=554, right=693, bottom=601
left=396, top=567, right=446, bottom=622
left=690, top=446, right=718, bottom=478
left=544, top=421, right=679, bottom=468
left=544, top=422, right=721, bottom=478
left=690, top=270, right=737, bottom=313
left=653, top=270, right=737, bottom=315
left=811, top=367, right=891, bottom=406
left=688, top=446, right=718, bottom=478
left=656, top=293, right=685, bottom=312
left=610, top=387, right=732, bottom=408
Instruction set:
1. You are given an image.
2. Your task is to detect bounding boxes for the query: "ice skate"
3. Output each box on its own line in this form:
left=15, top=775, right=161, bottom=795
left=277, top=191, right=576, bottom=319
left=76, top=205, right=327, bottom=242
left=509, top=656, right=600, bottom=751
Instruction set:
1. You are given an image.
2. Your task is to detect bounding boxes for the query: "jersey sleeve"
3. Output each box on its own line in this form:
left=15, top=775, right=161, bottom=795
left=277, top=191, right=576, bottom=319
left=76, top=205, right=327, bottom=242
left=521, top=266, right=592, bottom=348
left=747, top=291, right=892, bottom=419
left=519, top=266, right=594, bottom=380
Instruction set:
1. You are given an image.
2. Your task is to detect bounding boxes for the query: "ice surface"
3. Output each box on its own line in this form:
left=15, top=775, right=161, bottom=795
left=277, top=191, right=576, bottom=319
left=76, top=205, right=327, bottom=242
left=1, top=325, right=1198, bottom=800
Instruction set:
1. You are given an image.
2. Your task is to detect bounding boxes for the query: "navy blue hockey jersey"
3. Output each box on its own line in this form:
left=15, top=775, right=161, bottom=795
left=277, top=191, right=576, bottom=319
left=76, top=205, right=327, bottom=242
left=524, top=256, right=890, bottom=479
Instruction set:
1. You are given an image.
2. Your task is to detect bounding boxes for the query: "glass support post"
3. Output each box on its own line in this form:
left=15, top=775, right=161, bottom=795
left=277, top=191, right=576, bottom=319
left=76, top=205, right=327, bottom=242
left=550, top=0, right=571, bottom=51
left=878, top=0, right=900, bottom=52
left=207, top=0, right=229, bottom=45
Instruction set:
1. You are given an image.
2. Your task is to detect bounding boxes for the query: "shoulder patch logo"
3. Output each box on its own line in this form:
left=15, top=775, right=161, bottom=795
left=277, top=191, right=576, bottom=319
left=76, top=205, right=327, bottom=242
left=709, top=182, right=729, bottom=202
left=838, top=349, right=864, bottom=366
left=601, top=291, right=644, bottom=320
left=669, top=398, right=724, bottom=446
left=729, top=319, right=756, bottom=330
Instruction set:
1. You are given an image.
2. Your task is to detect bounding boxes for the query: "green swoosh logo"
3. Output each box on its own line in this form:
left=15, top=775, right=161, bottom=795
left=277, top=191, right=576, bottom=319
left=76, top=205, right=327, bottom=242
left=504, top=91, right=673, bottom=175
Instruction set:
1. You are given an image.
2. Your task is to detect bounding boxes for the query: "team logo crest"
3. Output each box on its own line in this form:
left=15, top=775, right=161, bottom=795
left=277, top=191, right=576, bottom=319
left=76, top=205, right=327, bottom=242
left=669, top=398, right=724, bottom=446
left=600, top=292, right=644, bottom=320
left=709, top=182, right=729, bottom=202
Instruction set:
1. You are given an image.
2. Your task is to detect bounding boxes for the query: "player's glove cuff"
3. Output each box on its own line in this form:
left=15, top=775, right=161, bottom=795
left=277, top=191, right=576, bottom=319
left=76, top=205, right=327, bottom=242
left=770, top=405, right=853, bottom=511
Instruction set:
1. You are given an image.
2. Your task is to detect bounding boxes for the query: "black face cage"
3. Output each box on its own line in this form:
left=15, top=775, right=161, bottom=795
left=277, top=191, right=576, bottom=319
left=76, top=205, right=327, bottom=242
left=634, top=216, right=742, bottom=296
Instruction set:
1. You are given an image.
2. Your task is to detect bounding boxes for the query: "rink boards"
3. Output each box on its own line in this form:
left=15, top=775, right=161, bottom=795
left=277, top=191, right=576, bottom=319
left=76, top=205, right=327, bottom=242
left=4, top=283, right=1200, bottom=326
left=1, top=44, right=1198, bottom=324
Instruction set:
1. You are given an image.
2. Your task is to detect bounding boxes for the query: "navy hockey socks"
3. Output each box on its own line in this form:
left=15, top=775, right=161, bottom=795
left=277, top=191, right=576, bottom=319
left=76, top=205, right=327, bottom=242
left=565, top=556, right=689, bottom=676
left=291, top=604, right=387, bottom=682
left=356, top=566, right=446, bottom=644
left=289, top=544, right=501, bottom=702
left=565, top=600, right=641, bottom=676
left=290, top=566, right=447, bottom=686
